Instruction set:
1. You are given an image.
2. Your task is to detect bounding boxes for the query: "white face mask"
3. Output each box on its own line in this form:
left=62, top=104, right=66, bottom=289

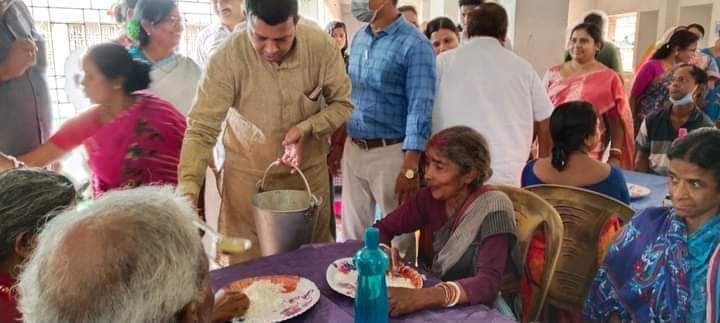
left=669, top=87, right=697, bottom=106
left=351, top=0, right=384, bottom=23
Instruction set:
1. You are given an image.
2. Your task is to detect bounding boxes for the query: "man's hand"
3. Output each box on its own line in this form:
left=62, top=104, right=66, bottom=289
left=394, top=151, right=420, bottom=205
left=327, top=142, right=343, bottom=176
left=0, top=38, right=37, bottom=82
left=280, top=127, right=303, bottom=170
left=211, top=290, right=250, bottom=323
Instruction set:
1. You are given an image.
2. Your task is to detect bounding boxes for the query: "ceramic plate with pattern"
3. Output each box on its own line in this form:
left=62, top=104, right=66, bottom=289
left=326, top=257, right=423, bottom=298
left=226, top=275, right=319, bottom=322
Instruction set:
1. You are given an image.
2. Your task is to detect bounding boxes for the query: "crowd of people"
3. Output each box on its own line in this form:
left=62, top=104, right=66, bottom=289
left=1, top=0, right=720, bottom=321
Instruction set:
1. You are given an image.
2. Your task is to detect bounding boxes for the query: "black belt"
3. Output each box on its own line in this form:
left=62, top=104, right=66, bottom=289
left=350, top=138, right=404, bottom=150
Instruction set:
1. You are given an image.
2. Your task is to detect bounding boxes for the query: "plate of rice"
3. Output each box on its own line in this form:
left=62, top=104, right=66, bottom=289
left=225, top=275, right=319, bottom=322
left=326, top=257, right=423, bottom=298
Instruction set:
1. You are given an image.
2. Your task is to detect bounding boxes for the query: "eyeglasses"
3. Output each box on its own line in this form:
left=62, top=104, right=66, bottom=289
left=156, top=15, right=185, bottom=27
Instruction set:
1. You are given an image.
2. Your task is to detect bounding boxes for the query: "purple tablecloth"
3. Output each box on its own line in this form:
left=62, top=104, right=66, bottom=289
left=210, top=241, right=515, bottom=323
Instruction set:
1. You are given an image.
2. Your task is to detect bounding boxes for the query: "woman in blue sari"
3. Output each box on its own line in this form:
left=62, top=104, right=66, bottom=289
left=584, top=128, right=720, bottom=322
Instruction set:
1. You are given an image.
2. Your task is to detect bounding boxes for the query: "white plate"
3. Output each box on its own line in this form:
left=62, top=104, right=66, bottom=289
left=326, top=257, right=423, bottom=298
left=226, top=275, right=319, bottom=322
left=627, top=183, right=651, bottom=199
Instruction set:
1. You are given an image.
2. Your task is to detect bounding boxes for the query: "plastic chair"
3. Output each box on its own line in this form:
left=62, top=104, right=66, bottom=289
left=524, top=184, right=634, bottom=312
left=496, top=185, right=564, bottom=322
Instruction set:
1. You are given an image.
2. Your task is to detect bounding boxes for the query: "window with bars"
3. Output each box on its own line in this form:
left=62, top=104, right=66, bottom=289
left=27, top=0, right=215, bottom=129
left=24, top=0, right=216, bottom=183
left=23, top=0, right=326, bottom=184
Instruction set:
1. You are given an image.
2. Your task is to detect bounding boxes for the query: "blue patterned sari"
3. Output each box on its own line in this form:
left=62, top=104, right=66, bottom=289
left=583, top=207, right=720, bottom=322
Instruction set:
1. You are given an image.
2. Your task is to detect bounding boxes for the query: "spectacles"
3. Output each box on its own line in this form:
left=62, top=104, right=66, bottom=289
left=156, top=15, right=185, bottom=27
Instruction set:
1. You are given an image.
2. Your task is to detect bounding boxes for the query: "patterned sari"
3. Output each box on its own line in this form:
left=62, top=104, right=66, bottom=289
left=583, top=207, right=720, bottom=322
left=700, top=48, right=720, bottom=121
left=50, top=93, right=186, bottom=197
left=632, top=60, right=673, bottom=130
left=544, top=67, right=636, bottom=169
left=707, top=245, right=720, bottom=323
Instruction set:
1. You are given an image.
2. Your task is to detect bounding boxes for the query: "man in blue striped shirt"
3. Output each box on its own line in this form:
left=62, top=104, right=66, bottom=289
left=340, top=0, right=436, bottom=262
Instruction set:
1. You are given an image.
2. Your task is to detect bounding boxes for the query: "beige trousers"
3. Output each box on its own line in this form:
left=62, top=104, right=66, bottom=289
left=340, top=138, right=416, bottom=261
left=218, top=163, right=332, bottom=264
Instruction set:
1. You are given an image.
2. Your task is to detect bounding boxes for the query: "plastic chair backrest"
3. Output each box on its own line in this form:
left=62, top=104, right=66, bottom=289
left=496, top=185, right=563, bottom=322
left=525, top=184, right=634, bottom=311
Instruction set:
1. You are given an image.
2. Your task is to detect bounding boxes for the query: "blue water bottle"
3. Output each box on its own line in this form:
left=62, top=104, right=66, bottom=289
left=354, top=227, right=389, bottom=323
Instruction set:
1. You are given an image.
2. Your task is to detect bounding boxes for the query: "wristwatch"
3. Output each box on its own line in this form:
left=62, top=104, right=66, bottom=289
left=403, top=168, right=416, bottom=180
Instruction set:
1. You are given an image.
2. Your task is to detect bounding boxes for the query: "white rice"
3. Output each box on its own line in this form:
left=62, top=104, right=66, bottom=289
left=386, top=274, right=415, bottom=288
left=240, top=280, right=285, bottom=321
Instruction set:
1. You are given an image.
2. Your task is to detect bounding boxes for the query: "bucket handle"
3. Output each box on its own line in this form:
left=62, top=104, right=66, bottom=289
left=258, top=161, right=319, bottom=209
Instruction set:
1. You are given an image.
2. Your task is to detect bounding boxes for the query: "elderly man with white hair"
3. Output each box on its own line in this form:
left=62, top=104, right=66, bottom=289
left=17, top=186, right=249, bottom=323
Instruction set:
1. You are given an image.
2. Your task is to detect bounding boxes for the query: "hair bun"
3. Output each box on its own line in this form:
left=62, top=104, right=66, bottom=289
left=123, top=59, right=151, bottom=93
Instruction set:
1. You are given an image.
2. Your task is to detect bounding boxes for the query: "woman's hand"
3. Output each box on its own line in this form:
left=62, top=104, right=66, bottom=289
left=388, top=287, right=431, bottom=317
left=381, top=246, right=403, bottom=275
left=607, top=157, right=621, bottom=166
left=211, top=290, right=250, bottom=323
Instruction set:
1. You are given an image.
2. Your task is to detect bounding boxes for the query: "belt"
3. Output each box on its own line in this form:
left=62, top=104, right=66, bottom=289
left=350, top=137, right=404, bottom=150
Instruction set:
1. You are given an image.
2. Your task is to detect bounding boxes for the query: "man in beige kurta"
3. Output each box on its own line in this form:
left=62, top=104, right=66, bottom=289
left=178, top=1, right=352, bottom=263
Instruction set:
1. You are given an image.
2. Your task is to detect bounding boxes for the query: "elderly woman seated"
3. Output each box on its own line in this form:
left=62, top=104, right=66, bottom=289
left=584, top=128, right=720, bottom=322
left=0, top=168, right=76, bottom=323
left=373, top=126, right=517, bottom=316
left=0, top=43, right=186, bottom=197
left=17, top=186, right=249, bottom=323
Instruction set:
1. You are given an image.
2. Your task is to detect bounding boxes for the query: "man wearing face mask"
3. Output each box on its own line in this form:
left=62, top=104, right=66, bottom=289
left=0, top=0, right=51, bottom=157
left=178, top=0, right=352, bottom=263
left=341, top=0, right=435, bottom=262
left=636, top=63, right=715, bottom=175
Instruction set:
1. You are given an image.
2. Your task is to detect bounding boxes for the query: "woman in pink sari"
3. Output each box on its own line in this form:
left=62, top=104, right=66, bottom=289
left=544, top=23, right=635, bottom=169
left=0, top=43, right=186, bottom=197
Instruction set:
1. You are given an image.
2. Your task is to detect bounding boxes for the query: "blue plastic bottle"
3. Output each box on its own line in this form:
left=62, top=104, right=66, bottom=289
left=354, top=227, right=389, bottom=323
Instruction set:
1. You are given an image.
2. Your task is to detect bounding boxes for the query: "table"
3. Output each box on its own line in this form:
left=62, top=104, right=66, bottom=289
left=210, top=241, right=515, bottom=323
left=622, top=170, right=668, bottom=210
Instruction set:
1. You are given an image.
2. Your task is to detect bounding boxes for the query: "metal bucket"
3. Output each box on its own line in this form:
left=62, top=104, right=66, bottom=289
left=252, top=161, right=321, bottom=256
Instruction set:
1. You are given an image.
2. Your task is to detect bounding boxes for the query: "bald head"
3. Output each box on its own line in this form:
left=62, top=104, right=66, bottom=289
left=18, top=186, right=211, bottom=323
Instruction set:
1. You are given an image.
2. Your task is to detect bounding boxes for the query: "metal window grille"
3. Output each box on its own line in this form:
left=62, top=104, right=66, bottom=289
left=26, top=0, right=215, bottom=128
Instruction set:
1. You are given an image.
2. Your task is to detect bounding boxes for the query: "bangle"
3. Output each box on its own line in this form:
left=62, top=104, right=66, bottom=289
left=609, top=148, right=622, bottom=155
left=447, top=282, right=462, bottom=307
left=436, top=283, right=450, bottom=306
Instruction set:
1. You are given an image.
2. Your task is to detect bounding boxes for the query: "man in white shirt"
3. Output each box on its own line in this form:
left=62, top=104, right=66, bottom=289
left=433, top=2, right=552, bottom=186
left=195, top=0, right=245, bottom=68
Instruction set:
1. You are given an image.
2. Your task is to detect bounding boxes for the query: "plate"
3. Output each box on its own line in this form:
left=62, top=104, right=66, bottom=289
left=225, top=275, right=319, bottom=322
left=326, top=257, right=423, bottom=298
left=627, top=183, right=651, bottom=199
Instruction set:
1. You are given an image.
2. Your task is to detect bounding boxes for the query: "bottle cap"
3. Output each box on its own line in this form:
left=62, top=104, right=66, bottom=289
left=364, top=227, right=379, bottom=248
left=678, top=128, right=688, bottom=139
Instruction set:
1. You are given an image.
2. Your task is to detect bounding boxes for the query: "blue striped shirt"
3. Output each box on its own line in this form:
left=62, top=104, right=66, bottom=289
left=347, top=16, right=436, bottom=151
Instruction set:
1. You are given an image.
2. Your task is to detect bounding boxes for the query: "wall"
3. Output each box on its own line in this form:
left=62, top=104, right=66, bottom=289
left=514, top=0, right=570, bottom=74
left=635, top=10, right=659, bottom=67
left=678, top=4, right=713, bottom=47
left=568, top=0, right=599, bottom=28
left=596, top=0, right=718, bottom=42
